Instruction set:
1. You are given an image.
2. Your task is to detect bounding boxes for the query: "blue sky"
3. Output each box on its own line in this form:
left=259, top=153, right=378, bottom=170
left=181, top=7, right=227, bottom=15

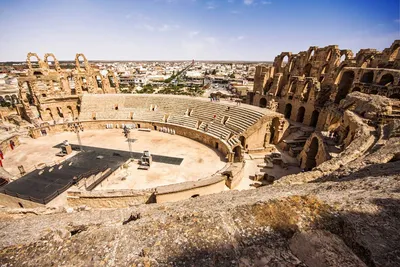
left=0, top=0, right=399, bottom=61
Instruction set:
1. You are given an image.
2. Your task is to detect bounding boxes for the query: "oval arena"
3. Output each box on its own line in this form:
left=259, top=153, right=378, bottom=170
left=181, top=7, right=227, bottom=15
left=0, top=93, right=286, bottom=208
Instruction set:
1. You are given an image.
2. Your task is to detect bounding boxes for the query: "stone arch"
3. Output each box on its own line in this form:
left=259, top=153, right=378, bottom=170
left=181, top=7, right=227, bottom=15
left=281, top=55, right=289, bottom=68
left=305, top=137, right=319, bottom=170
left=284, top=103, right=292, bottom=119
left=352, top=87, right=361, bottom=92
left=75, top=53, right=90, bottom=71
left=66, top=106, right=74, bottom=120
left=310, top=110, right=319, bottom=127
left=233, top=146, right=242, bottom=162
left=0, top=96, right=4, bottom=103
left=360, top=71, right=374, bottom=83
left=335, top=70, right=355, bottom=104
left=239, top=136, right=246, bottom=148
left=303, top=63, right=312, bottom=77
left=259, top=97, right=267, bottom=108
left=57, top=107, right=64, bottom=118
left=378, top=73, right=394, bottom=86
left=45, top=108, right=54, bottom=120
left=269, top=117, right=281, bottom=144
left=26, top=53, right=42, bottom=69
left=308, top=47, right=317, bottom=60
left=4, top=95, right=11, bottom=102
left=296, top=107, right=305, bottom=123
left=44, top=53, right=61, bottom=71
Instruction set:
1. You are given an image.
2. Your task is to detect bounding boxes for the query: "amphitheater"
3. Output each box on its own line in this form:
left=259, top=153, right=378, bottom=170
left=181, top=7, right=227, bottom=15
left=0, top=41, right=399, bottom=266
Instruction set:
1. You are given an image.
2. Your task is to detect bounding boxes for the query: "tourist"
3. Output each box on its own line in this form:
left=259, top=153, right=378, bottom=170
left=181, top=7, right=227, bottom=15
left=0, top=150, right=3, bottom=159
left=10, top=140, right=15, bottom=150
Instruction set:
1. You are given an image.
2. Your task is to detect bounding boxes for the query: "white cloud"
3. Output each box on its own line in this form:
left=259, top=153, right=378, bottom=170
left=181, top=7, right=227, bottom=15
left=205, top=37, right=217, bottom=44
left=244, top=0, right=253, bottom=5
left=230, top=10, right=240, bottom=14
left=189, top=31, right=199, bottom=38
left=237, top=36, right=245, bottom=40
left=206, top=1, right=216, bottom=9
left=394, top=19, right=400, bottom=23
left=262, top=1, right=272, bottom=4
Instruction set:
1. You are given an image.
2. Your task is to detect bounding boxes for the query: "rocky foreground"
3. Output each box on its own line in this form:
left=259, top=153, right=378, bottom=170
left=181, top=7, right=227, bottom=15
left=0, top=159, right=399, bottom=266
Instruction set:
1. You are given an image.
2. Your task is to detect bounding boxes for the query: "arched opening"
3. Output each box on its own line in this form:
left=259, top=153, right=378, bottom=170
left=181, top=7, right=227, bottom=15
left=301, top=82, right=312, bottom=102
left=4, top=95, right=11, bottom=103
left=289, top=81, right=297, bottom=94
left=108, top=76, right=116, bottom=88
left=269, top=117, right=281, bottom=144
left=191, top=194, right=200, bottom=198
left=360, top=71, right=374, bottom=83
left=239, top=136, right=246, bottom=147
left=46, top=108, right=54, bottom=120
left=95, top=75, right=102, bottom=88
left=340, top=54, right=346, bottom=63
left=305, top=137, right=319, bottom=170
left=310, top=110, right=319, bottom=127
left=389, top=93, right=400, bottom=99
left=259, top=98, right=267, bottom=108
left=67, top=106, right=74, bottom=120
left=57, top=107, right=64, bottom=118
left=352, top=87, right=361, bottom=92
left=319, top=65, right=329, bottom=83
left=309, top=49, right=315, bottom=59
left=77, top=55, right=87, bottom=70
left=296, top=107, right=305, bottom=123
left=334, top=71, right=355, bottom=104
left=284, top=103, right=292, bottom=119
left=281, top=55, right=289, bottom=68
left=378, top=73, right=394, bottom=86
left=303, top=63, right=312, bottom=77
left=46, top=56, right=57, bottom=70
left=233, top=146, right=242, bottom=162
left=28, top=55, right=40, bottom=69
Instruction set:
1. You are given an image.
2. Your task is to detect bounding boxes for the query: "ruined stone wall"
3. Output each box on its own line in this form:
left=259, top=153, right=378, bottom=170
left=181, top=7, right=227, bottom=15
left=67, top=190, right=153, bottom=208
left=250, top=40, right=400, bottom=131
left=18, top=52, right=119, bottom=122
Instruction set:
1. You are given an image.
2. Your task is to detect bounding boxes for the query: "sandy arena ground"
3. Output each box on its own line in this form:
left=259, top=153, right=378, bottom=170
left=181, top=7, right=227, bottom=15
left=2, top=129, right=227, bottom=189
left=3, top=129, right=300, bottom=191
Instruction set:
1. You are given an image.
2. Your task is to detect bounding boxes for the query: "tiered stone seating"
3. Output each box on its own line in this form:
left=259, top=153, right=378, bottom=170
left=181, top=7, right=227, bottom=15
left=79, top=94, right=269, bottom=147
left=168, top=115, right=198, bottom=128
left=207, top=122, right=232, bottom=140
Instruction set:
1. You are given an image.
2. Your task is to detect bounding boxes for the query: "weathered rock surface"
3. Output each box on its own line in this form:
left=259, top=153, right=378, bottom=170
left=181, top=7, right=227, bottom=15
left=0, top=161, right=399, bottom=266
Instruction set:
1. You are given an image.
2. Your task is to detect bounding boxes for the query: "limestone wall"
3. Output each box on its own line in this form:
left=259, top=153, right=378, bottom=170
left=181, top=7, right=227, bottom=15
left=155, top=174, right=226, bottom=203
left=67, top=189, right=153, bottom=208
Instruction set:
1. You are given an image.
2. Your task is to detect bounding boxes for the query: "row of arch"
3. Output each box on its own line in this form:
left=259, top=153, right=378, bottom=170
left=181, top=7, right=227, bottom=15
left=283, top=104, right=320, bottom=127
left=335, top=70, right=400, bottom=104
left=26, top=52, right=91, bottom=72
left=0, top=94, right=20, bottom=104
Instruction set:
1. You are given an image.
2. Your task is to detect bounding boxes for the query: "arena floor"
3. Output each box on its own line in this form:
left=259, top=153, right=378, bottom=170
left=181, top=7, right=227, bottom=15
left=3, top=129, right=227, bottom=190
